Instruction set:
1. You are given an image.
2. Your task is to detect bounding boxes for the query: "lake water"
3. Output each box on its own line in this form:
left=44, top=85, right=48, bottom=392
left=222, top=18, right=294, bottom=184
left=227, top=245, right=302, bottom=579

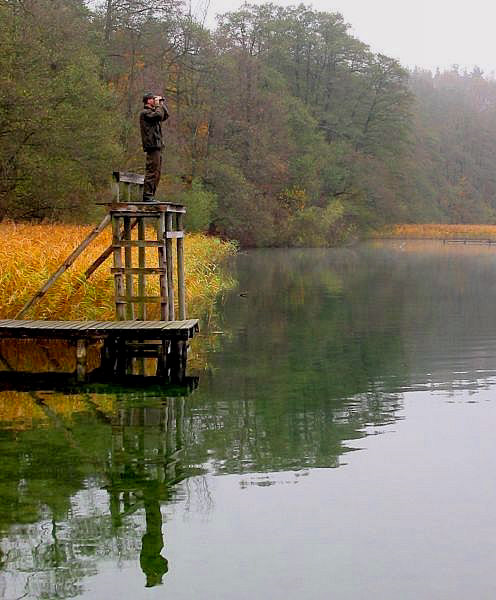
left=2, top=240, right=496, bottom=599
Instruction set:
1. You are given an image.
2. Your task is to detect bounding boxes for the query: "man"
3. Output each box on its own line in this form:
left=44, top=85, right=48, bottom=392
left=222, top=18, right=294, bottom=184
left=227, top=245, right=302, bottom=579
left=140, top=92, right=169, bottom=202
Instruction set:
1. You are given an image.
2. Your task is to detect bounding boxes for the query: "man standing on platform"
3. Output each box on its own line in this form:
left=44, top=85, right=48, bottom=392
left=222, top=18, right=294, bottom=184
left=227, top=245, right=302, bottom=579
left=140, top=92, right=169, bottom=202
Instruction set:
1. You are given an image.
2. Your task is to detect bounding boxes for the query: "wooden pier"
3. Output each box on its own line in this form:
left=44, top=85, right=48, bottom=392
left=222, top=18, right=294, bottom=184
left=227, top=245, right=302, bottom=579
left=0, top=319, right=198, bottom=382
left=1, top=172, right=199, bottom=384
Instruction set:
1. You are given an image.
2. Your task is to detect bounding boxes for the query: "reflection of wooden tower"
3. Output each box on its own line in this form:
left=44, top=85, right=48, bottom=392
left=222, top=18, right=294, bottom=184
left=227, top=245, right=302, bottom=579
left=111, top=173, right=186, bottom=321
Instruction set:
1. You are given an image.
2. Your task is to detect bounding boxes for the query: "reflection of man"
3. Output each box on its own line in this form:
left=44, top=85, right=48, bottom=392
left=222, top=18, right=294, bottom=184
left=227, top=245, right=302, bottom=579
left=140, top=92, right=169, bottom=202
left=140, top=496, right=168, bottom=587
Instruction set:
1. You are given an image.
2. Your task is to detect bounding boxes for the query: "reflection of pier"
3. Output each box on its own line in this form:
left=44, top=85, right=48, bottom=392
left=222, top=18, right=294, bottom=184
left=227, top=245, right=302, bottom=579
left=108, top=397, right=188, bottom=587
left=0, top=378, right=198, bottom=593
left=0, top=174, right=200, bottom=383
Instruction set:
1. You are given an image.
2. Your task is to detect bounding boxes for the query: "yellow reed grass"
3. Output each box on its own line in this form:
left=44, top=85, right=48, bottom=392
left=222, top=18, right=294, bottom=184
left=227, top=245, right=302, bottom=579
left=0, top=390, right=116, bottom=429
left=375, top=224, right=496, bottom=240
left=0, top=224, right=236, bottom=428
left=0, top=223, right=236, bottom=320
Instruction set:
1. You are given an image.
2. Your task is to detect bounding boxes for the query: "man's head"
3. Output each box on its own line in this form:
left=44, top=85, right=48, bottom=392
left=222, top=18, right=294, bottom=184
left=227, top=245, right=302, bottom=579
left=143, top=92, right=156, bottom=107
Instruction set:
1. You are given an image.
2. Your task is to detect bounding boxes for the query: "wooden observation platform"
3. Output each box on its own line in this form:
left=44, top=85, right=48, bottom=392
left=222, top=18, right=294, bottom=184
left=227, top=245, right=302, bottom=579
left=0, top=172, right=198, bottom=383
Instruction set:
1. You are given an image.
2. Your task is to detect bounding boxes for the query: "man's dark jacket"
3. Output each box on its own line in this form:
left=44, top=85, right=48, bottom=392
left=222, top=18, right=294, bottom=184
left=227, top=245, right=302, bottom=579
left=139, top=104, right=169, bottom=151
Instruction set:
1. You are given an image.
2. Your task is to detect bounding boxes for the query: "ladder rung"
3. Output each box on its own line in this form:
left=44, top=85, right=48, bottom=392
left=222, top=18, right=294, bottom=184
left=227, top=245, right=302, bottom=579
left=111, top=267, right=166, bottom=274
left=113, top=241, right=163, bottom=248
left=125, top=342, right=162, bottom=349
left=116, top=296, right=163, bottom=303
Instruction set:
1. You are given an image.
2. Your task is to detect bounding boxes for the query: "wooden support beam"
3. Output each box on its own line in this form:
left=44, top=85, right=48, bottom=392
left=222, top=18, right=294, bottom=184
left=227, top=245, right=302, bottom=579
left=166, top=212, right=175, bottom=320
left=177, top=213, right=186, bottom=319
left=72, top=219, right=138, bottom=292
left=123, top=217, right=134, bottom=320
left=170, top=340, right=187, bottom=383
left=157, top=213, right=168, bottom=321
left=76, top=338, right=88, bottom=383
left=15, top=214, right=111, bottom=319
left=112, top=216, right=126, bottom=320
left=138, top=219, right=146, bottom=320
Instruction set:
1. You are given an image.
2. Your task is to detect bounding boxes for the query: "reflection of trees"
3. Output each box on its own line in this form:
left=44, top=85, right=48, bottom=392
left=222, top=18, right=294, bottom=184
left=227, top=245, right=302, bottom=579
left=182, top=249, right=407, bottom=474
left=0, top=247, right=433, bottom=597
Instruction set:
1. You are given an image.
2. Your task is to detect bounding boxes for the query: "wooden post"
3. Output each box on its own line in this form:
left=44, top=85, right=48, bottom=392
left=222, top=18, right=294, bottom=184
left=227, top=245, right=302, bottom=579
left=138, top=219, right=146, bottom=320
left=166, top=212, right=175, bottom=320
left=176, top=213, right=186, bottom=319
left=76, top=338, right=88, bottom=383
left=112, top=173, right=120, bottom=203
left=112, top=216, right=126, bottom=320
left=157, top=338, right=169, bottom=378
left=101, top=338, right=115, bottom=375
left=157, top=213, right=168, bottom=320
left=123, top=217, right=134, bottom=320
left=170, top=340, right=187, bottom=383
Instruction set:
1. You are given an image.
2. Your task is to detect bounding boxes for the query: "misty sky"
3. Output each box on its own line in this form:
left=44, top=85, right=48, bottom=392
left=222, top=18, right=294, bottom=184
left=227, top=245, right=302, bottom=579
left=199, top=0, right=496, bottom=75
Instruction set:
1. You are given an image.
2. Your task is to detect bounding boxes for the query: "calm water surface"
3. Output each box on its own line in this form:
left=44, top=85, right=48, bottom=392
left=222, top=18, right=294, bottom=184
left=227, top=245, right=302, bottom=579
left=2, top=240, right=496, bottom=599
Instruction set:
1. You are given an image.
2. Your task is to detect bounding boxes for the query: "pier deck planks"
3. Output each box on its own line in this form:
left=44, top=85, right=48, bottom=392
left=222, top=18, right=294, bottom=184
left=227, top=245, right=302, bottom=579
left=0, top=319, right=199, bottom=341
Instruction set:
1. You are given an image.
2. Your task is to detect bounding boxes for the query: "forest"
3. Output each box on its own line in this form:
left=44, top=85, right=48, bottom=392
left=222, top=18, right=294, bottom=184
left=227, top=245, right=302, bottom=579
left=2, top=0, right=496, bottom=246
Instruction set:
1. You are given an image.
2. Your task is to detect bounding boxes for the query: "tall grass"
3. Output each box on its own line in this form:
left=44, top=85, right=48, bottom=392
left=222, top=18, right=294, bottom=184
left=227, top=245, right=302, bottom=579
left=0, top=224, right=236, bottom=426
left=375, top=224, right=496, bottom=240
left=0, top=223, right=236, bottom=320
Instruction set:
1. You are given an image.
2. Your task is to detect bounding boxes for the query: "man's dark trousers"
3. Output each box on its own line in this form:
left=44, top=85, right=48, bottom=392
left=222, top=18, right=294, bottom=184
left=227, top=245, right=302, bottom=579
left=143, top=149, right=162, bottom=200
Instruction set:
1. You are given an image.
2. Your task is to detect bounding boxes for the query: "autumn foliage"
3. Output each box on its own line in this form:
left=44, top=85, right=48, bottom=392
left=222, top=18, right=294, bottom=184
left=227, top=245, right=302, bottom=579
left=0, top=223, right=236, bottom=320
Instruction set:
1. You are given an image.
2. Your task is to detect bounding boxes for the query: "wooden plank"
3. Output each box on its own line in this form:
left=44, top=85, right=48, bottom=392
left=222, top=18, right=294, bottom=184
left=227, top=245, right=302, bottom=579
left=47, top=321, right=75, bottom=330
left=85, top=321, right=116, bottom=330
left=111, top=267, right=166, bottom=274
left=15, top=214, right=111, bottom=319
left=163, top=204, right=187, bottom=213
left=0, top=320, right=16, bottom=327
left=160, top=321, right=180, bottom=329
left=7, top=319, right=40, bottom=327
left=109, top=211, right=164, bottom=218
left=114, top=240, right=162, bottom=248
left=72, top=320, right=99, bottom=330
left=116, top=296, right=163, bottom=303
left=113, top=171, right=144, bottom=185
left=0, top=319, right=199, bottom=332
left=126, top=321, right=165, bottom=330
